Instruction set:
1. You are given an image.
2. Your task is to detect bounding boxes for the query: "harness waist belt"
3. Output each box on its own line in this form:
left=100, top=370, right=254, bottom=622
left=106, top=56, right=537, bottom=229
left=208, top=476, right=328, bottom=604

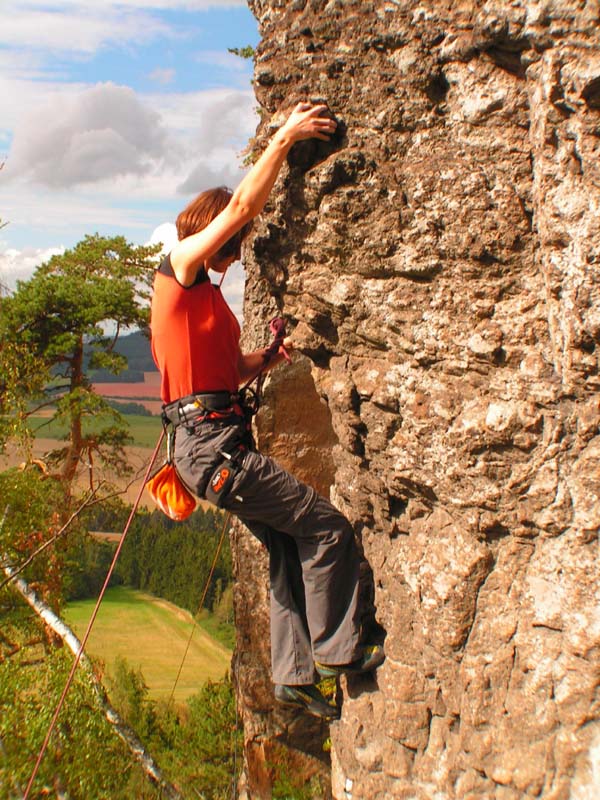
left=162, top=391, right=237, bottom=426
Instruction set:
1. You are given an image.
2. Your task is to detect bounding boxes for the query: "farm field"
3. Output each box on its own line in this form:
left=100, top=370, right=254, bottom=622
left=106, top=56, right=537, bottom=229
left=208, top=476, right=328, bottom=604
left=27, top=413, right=163, bottom=448
left=64, top=585, right=232, bottom=703
left=92, top=371, right=163, bottom=415
left=0, top=438, right=161, bottom=507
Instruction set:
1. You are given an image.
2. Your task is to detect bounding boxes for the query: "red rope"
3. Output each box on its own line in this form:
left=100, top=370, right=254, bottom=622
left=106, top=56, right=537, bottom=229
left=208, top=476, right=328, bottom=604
left=23, top=429, right=166, bottom=799
left=167, top=509, right=232, bottom=706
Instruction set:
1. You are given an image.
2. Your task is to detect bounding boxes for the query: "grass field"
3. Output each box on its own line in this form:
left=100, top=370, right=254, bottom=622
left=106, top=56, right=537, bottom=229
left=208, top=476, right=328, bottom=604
left=28, top=414, right=162, bottom=448
left=64, top=586, right=232, bottom=703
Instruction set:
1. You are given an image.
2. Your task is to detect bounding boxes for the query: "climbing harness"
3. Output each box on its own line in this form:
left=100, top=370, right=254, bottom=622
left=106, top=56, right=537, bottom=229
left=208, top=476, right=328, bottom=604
left=149, top=316, right=291, bottom=513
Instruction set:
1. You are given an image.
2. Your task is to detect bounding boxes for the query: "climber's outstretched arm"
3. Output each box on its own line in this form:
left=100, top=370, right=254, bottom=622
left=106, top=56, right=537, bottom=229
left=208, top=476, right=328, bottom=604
left=170, top=103, right=336, bottom=286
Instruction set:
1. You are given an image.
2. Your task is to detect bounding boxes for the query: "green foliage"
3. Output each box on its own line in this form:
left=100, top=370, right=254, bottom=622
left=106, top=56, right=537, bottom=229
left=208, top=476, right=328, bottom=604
left=268, top=744, right=328, bottom=800
left=109, top=657, right=159, bottom=741
left=228, top=45, right=255, bottom=59
left=0, top=234, right=160, bottom=485
left=107, top=399, right=153, bottom=416
left=198, top=583, right=235, bottom=648
left=160, top=673, right=242, bottom=799
left=3, top=234, right=157, bottom=368
left=115, top=507, right=233, bottom=616
left=105, top=657, right=242, bottom=800
left=83, top=495, right=132, bottom=532
left=0, top=468, right=72, bottom=608
left=62, top=534, right=123, bottom=601
left=87, top=329, right=158, bottom=377
left=0, top=613, right=162, bottom=800
left=0, top=337, right=46, bottom=449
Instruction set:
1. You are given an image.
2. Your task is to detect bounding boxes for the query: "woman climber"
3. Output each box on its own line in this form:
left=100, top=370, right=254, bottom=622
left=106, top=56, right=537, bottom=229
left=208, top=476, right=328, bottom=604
left=150, top=102, right=384, bottom=720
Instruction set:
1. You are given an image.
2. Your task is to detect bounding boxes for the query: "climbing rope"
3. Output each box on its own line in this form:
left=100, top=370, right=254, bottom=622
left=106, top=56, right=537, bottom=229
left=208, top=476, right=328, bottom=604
left=230, top=658, right=240, bottom=800
left=167, top=509, right=232, bottom=706
left=23, top=429, right=166, bottom=800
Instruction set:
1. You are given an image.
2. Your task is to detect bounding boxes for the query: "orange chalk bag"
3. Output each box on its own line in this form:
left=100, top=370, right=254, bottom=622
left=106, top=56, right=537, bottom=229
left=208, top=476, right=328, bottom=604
left=145, top=426, right=197, bottom=521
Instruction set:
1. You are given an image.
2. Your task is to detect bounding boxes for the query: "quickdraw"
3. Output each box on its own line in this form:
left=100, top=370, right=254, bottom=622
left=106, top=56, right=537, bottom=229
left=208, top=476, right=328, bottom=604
left=239, top=315, right=290, bottom=407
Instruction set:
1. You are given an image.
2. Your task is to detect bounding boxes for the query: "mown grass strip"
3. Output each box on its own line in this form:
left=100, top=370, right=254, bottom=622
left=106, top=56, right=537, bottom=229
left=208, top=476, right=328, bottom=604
left=64, top=585, right=231, bottom=703
left=28, top=414, right=162, bottom=448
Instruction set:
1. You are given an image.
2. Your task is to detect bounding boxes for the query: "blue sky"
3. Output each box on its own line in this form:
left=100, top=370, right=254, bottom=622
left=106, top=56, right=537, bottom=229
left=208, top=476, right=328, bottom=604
left=0, top=0, right=260, bottom=316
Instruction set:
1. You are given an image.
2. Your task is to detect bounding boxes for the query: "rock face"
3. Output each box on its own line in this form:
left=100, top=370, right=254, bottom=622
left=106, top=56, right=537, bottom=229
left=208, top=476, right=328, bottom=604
left=232, top=1, right=600, bottom=798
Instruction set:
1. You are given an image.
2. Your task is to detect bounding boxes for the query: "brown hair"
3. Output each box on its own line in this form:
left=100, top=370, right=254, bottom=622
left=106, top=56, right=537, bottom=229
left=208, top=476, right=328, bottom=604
left=176, top=186, right=253, bottom=260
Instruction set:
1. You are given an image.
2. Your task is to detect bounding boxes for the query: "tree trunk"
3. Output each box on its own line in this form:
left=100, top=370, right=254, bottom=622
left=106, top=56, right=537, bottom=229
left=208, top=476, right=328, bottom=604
left=1, top=557, right=182, bottom=800
left=61, top=337, right=84, bottom=486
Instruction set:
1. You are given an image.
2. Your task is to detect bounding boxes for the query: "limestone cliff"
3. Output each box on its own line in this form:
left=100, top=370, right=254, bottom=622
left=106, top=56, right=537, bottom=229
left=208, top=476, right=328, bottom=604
left=232, top=2, right=600, bottom=798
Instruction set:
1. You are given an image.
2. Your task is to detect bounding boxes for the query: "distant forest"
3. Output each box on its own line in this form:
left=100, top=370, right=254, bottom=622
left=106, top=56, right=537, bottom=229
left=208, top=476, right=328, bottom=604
left=88, top=329, right=157, bottom=382
left=68, top=503, right=233, bottom=624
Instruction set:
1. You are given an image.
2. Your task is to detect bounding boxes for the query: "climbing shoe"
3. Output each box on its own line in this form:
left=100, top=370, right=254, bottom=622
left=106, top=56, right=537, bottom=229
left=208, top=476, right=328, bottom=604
left=274, top=683, right=340, bottom=721
left=315, top=644, right=385, bottom=679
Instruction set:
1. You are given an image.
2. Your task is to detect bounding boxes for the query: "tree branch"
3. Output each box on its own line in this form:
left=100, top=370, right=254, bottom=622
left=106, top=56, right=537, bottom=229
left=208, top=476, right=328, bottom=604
left=106, top=321, right=121, bottom=353
left=24, top=397, right=63, bottom=416
left=0, top=490, right=102, bottom=591
left=0, top=472, right=149, bottom=593
left=0, top=558, right=182, bottom=800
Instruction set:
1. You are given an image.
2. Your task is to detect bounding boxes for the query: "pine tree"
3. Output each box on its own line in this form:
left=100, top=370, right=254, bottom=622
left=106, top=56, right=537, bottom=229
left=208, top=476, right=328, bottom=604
left=0, top=234, right=160, bottom=489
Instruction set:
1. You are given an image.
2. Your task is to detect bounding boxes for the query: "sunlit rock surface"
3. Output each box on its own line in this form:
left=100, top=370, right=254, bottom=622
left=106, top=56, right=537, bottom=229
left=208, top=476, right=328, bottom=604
left=232, top=1, right=600, bottom=798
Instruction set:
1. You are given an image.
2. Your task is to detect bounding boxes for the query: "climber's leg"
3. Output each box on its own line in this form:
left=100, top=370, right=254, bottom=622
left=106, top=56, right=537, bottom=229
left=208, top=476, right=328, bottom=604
left=223, top=451, right=363, bottom=668
left=242, top=520, right=315, bottom=685
left=293, top=494, right=362, bottom=665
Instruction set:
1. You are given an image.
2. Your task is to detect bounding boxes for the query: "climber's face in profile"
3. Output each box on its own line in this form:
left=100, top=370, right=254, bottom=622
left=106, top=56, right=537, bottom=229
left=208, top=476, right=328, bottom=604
left=176, top=185, right=253, bottom=273
left=207, top=242, right=241, bottom=274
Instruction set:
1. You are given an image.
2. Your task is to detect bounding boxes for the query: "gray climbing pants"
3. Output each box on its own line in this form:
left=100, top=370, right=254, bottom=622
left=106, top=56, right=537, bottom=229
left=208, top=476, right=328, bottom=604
left=174, top=415, right=362, bottom=685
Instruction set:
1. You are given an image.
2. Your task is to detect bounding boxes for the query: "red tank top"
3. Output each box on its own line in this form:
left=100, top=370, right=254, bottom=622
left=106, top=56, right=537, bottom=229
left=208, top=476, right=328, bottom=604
left=150, top=255, right=241, bottom=404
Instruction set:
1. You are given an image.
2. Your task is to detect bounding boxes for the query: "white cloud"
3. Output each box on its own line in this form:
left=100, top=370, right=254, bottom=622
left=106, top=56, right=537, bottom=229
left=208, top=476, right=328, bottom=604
left=1, top=185, right=162, bottom=236
left=192, top=90, right=257, bottom=151
left=5, top=83, right=170, bottom=188
left=151, top=88, right=256, bottom=193
left=145, top=88, right=256, bottom=142
left=0, top=2, right=248, bottom=55
left=218, top=260, right=246, bottom=323
left=0, top=7, right=171, bottom=54
left=0, top=76, right=89, bottom=143
left=149, top=223, right=178, bottom=254
left=0, top=245, right=65, bottom=292
left=194, top=50, right=251, bottom=73
left=149, top=68, right=177, bottom=85
left=177, top=159, right=245, bottom=194
left=2, top=83, right=255, bottom=192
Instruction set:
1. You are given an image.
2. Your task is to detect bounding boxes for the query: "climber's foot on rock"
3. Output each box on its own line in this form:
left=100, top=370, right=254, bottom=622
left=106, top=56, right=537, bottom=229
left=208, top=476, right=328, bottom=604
left=274, top=683, right=340, bottom=720
left=315, top=644, right=385, bottom=679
